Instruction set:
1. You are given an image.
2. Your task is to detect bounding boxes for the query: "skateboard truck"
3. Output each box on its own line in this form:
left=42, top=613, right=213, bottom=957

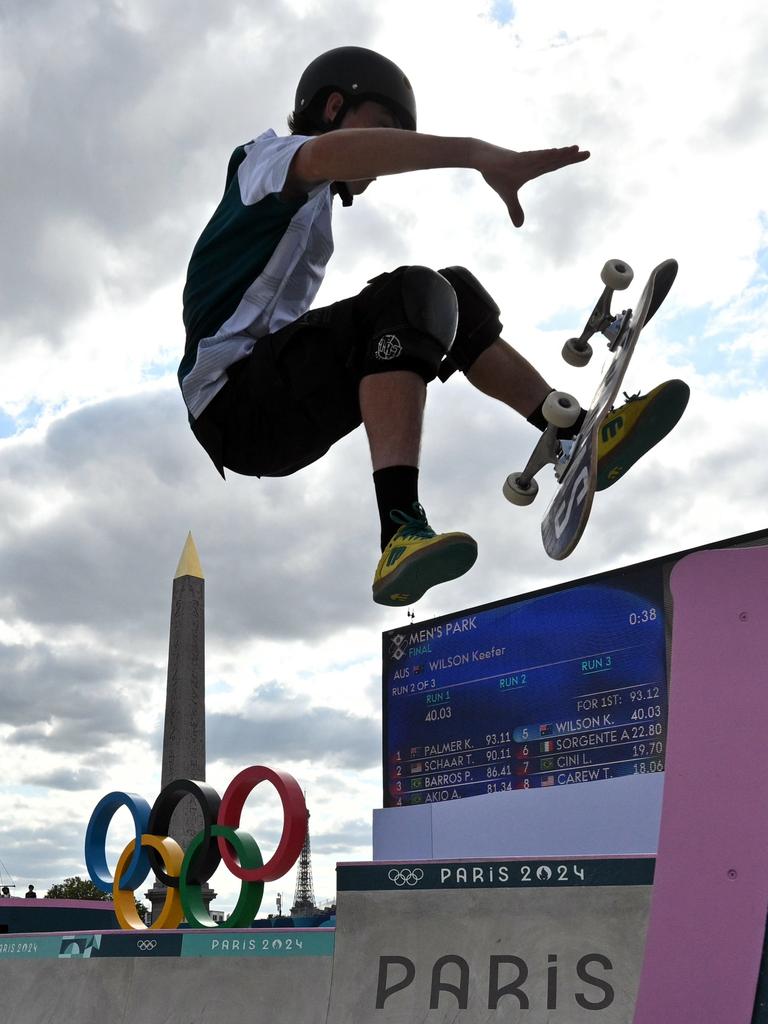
left=503, top=391, right=581, bottom=506
left=562, top=259, right=635, bottom=366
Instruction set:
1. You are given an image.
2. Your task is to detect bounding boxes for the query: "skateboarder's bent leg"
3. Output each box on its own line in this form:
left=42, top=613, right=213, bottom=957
left=359, top=369, right=425, bottom=471
left=465, top=338, right=553, bottom=420
left=357, top=266, right=478, bottom=607
left=436, top=266, right=585, bottom=435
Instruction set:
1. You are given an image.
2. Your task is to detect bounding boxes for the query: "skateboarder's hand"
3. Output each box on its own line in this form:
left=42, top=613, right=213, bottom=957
left=480, top=145, right=590, bottom=227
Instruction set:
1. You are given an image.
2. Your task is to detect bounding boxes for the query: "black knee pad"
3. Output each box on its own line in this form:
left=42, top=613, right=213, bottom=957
left=437, top=266, right=503, bottom=380
left=358, top=266, right=459, bottom=383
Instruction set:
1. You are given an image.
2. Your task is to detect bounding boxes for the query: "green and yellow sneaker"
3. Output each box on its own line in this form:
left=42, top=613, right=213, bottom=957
left=372, top=503, right=478, bottom=607
left=596, top=379, right=690, bottom=491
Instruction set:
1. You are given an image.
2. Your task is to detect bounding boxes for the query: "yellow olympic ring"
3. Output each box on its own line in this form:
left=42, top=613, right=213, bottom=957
left=113, top=835, right=184, bottom=930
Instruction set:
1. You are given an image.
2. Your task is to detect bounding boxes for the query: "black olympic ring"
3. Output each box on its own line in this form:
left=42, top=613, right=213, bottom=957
left=146, top=779, right=222, bottom=887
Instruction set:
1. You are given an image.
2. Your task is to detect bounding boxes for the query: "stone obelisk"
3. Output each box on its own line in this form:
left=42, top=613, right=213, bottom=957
left=146, top=533, right=216, bottom=921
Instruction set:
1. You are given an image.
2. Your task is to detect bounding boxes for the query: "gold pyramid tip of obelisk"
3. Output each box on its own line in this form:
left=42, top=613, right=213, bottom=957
left=174, top=532, right=204, bottom=580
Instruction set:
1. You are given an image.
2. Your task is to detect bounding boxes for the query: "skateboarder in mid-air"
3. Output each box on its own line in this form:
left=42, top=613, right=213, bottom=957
left=180, top=46, right=689, bottom=606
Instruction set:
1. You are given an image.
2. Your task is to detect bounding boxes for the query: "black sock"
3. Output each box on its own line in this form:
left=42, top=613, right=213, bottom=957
left=526, top=399, right=550, bottom=432
left=526, top=394, right=586, bottom=440
left=373, top=466, right=419, bottom=550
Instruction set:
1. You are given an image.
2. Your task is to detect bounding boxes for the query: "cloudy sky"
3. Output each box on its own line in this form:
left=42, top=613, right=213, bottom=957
left=1, top=0, right=767, bottom=916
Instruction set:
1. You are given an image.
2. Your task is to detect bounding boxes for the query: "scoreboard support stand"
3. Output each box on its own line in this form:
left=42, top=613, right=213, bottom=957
left=632, top=546, right=768, bottom=1023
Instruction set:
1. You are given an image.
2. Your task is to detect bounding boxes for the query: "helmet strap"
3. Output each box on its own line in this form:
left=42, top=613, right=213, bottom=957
left=332, top=182, right=354, bottom=207
left=326, top=96, right=356, bottom=207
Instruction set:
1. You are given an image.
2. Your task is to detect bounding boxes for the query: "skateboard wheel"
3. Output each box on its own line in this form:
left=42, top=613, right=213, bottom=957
left=542, top=390, right=580, bottom=428
left=562, top=338, right=593, bottom=367
left=601, top=259, right=634, bottom=290
left=503, top=474, right=539, bottom=506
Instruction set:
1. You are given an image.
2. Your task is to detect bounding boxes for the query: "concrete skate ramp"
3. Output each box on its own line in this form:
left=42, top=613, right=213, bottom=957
left=327, top=857, right=653, bottom=1023
left=0, top=858, right=654, bottom=1024
left=0, top=929, right=334, bottom=1024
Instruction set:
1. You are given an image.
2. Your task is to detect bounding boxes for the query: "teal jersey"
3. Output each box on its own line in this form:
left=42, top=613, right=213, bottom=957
left=181, top=146, right=304, bottom=367
left=179, top=131, right=333, bottom=419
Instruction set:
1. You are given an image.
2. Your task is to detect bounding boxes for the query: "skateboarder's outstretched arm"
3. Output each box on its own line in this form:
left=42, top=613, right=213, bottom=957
left=285, top=126, right=589, bottom=228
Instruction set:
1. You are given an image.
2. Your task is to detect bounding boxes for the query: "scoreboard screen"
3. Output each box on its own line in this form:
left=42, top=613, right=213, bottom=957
left=382, top=562, right=668, bottom=807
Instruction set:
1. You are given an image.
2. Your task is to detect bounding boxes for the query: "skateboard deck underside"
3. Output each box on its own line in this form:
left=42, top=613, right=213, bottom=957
left=541, top=259, right=678, bottom=560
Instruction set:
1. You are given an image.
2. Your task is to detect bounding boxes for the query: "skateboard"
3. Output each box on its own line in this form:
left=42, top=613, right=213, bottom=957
left=504, top=257, right=678, bottom=560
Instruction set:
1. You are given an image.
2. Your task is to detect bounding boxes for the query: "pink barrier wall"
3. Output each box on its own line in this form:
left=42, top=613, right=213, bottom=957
left=633, top=546, right=768, bottom=1022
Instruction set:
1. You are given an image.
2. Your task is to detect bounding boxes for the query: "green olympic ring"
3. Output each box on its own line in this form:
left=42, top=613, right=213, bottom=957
left=179, top=827, right=264, bottom=928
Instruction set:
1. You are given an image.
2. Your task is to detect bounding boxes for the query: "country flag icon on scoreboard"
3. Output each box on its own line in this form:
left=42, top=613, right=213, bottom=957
left=541, top=775, right=556, bottom=787
left=540, top=724, right=553, bottom=737
left=541, top=740, right=555, bottom=753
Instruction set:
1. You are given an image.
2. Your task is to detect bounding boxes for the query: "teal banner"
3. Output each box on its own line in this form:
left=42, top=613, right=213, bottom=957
left=0, top=935, right=70, bottom=959
left=182, top=930, right=335, bottom=958
left=0, top=929, right=335, bottom=960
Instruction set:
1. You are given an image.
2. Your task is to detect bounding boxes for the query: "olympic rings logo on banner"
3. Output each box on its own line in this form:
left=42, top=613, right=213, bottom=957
left=84, top=765, right=308, bottom=932
left=388, top=868, right=424, bottom=887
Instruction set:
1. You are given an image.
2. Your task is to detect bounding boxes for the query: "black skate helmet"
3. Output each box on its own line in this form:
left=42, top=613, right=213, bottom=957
left=294, top=46, right=417, bottom=132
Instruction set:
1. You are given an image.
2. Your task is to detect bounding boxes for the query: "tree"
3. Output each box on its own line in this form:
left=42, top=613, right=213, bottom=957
left=46, top=876, right=110, bottom=901
left=46, top=875, right=148, bottom=921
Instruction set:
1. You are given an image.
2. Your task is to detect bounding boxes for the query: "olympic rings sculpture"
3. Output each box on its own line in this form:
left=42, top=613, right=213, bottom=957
left=85, top=765, right=307, bottom=931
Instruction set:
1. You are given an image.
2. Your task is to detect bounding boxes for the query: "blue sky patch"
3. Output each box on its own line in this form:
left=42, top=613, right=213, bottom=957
left=0, top=410, right=16, bottom=438
left=0, top=401, right=45, bottom=438
left=537, top=307, right=584, bottom=332
left=142, top=357, right=178, bottom=382
left=490, top=0, right=515, bottom=26
left=209, top=680, right=233, bottom=695
left=664, top=296, right=767, bottom=396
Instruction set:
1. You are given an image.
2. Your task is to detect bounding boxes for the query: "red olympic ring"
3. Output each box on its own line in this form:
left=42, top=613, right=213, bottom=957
left=218, top=766, right=307, bottom=882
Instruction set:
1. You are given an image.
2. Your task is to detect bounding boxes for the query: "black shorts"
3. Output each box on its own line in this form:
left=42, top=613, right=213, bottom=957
left=191, top=294, right=365, bottom=478
left=190, top=265, right=502, bottom=478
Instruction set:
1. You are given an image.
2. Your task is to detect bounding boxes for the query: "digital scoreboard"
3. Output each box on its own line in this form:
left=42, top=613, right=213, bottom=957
left=382, top=563, right=668, bottom=807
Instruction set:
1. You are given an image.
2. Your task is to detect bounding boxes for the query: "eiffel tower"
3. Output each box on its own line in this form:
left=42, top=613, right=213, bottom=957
left=290, top=808, right=319, bottom=918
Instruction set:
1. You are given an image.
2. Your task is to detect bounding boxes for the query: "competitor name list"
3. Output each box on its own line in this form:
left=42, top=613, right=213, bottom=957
left=382, top=578, right=668, bottom=806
